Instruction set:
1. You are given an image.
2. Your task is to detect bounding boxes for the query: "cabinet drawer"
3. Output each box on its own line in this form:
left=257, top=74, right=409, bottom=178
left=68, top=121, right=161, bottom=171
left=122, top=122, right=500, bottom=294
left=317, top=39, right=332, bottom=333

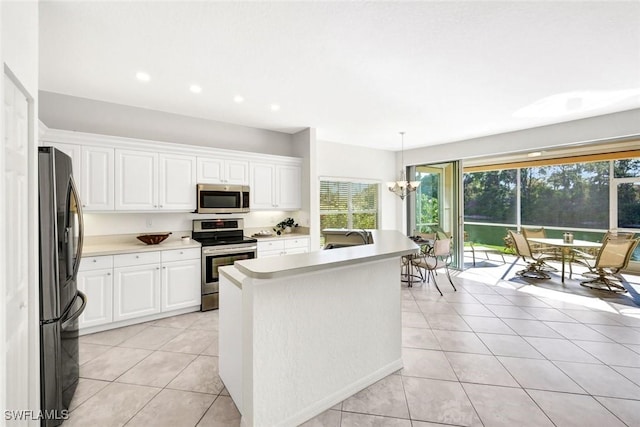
left=257, top=240, right=285, bottom=251
left=113, top=251, right=161, bottom=267
left=162, top=248, right=201, bottom=262
left=284, top=237, right=309, bottom=249
left=79, top=255, right=114, bottom=272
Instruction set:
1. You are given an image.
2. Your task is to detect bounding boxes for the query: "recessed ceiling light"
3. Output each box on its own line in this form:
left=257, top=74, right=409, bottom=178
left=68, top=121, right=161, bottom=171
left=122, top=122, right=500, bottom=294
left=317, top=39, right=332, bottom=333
left=234, top=95, right=244, bottom=103
left=270, top=104, right=280, bottom=112
left=190, top=85, right=202, bottom=94
left=136, top=72, right=150, bottom=82
left=527, top=151, right=543, bottom=157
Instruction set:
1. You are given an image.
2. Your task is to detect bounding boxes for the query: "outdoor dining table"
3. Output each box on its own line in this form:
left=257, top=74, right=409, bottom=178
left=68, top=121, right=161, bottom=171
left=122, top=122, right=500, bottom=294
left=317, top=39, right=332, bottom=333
left=526, top=237, right=602, bottom=283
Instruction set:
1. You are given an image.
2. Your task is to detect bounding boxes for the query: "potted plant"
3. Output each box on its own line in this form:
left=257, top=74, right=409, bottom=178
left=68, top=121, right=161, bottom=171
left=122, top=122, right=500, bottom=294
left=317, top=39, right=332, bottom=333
left=274, top=217, right=298, bottom=235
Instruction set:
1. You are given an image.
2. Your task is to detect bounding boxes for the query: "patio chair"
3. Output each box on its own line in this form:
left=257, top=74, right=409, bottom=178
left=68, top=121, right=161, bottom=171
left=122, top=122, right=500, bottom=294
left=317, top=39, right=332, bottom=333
left=410, top=238, right=456, bottom=296
left=521, top=227, right=560, bottom=271
left=508, top=230, right=557, bottom=280
left=571, top=230, right=636, bottom=270
left=464, top=231, right=506, bottom=266
left=403, top=233, right=435, bottom=286
left=580, top=237, right=639, bottom=292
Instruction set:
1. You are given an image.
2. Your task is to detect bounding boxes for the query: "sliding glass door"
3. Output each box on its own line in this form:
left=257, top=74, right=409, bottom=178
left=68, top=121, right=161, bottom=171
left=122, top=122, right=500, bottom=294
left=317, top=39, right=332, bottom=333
left=408, top=161, right=461, bottom=268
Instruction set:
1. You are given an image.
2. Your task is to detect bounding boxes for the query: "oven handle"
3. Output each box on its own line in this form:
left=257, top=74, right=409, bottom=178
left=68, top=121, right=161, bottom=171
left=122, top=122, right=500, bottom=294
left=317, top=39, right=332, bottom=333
left=202, top=246, right=257, bottom=255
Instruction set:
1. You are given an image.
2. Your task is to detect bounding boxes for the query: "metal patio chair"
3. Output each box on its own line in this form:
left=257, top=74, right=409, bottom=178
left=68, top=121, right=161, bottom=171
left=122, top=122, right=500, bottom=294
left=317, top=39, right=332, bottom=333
left=508, top=230, right=557, bottom=280
left=580, top=237, right=639, bottom=292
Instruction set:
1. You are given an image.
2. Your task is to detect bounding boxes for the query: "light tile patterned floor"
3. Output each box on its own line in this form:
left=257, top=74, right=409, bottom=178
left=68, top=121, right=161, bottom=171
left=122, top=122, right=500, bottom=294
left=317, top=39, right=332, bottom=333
left=67, top=256, right=640, bottom=426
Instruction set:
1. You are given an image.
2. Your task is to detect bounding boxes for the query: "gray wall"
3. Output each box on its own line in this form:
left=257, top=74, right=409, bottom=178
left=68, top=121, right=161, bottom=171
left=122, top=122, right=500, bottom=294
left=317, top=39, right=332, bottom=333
left=39, top=91, right=295, bottom=156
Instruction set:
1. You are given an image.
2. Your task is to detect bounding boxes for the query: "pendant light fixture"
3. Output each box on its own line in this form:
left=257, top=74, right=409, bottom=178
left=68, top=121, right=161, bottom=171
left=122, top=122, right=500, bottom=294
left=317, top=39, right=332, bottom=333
left=387, top=132, right=420, bottom=200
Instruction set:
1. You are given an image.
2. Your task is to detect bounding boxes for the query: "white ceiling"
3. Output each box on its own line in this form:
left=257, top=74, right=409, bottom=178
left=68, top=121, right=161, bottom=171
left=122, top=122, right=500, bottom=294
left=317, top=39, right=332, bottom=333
left=39, top=1, right=640, bottom=151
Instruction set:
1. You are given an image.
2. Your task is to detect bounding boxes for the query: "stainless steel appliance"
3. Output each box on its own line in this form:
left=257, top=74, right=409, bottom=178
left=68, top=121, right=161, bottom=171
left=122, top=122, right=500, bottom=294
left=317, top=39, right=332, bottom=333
left=192, top=219, right=257, bottom=310
left=38, top=147, right=86, bottom=426
left=196, top=184, right=250, bottom=214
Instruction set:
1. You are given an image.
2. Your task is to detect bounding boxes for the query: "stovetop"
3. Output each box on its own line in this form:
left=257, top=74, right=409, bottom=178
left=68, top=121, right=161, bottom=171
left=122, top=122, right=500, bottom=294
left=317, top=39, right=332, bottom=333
left=192, top=236, right=257, bottom=247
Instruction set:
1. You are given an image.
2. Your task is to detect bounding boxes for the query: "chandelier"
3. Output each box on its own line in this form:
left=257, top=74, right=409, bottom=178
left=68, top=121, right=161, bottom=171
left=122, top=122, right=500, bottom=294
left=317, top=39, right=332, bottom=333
left=387, top=132, right=420, bottom=200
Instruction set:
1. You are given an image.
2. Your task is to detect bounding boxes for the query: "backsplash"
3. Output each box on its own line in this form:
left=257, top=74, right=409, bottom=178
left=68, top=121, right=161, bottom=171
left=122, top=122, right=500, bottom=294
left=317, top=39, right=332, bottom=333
left=83, top=211, right=306, bottom=236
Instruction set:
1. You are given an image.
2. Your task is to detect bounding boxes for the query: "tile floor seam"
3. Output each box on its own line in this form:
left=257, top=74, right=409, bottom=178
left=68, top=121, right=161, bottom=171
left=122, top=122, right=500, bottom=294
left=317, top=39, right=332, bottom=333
left=120, top=384, right=164, bottom=427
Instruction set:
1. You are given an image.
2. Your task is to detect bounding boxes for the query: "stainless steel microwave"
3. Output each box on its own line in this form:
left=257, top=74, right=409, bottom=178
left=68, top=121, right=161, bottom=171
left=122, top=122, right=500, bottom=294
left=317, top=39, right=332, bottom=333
left=196, top=184, right=250, bottom=214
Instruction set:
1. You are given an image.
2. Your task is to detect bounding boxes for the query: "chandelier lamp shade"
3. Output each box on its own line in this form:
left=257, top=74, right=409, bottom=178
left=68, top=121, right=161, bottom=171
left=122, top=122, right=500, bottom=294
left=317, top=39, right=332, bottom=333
left=387, top=132, right=420, bottom=200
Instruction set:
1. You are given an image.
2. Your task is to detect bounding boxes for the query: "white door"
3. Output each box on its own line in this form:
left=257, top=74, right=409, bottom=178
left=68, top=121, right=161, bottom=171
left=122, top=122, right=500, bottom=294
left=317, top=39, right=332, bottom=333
left=161, top=260, right=200, bottom=311
left=77, top=269, right=113, bottom=328
left=250, top=163, right=275, bottom=209
left=158, top=153, right=196, bottom=210
left=115, top=149, right=158, bottom=210
left=81, top=146, right=114, bottom=211
left=225, top=160, right=249, bottom=185
left=276, top=165, right=302, bottom=210
left=2, top=74, right=31, bottom=418
left=113, top=264, right=161, bottom=321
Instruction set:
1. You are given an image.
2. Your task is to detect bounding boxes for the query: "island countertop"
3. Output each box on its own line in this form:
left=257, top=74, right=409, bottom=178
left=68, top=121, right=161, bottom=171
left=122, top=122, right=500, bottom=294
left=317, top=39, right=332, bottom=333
left=234, top=229, right=418, bottom=279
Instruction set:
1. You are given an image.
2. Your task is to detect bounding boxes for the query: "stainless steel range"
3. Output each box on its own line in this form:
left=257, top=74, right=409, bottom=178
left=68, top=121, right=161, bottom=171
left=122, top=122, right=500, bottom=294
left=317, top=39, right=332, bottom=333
left=191, top=219, right=257, bottom=311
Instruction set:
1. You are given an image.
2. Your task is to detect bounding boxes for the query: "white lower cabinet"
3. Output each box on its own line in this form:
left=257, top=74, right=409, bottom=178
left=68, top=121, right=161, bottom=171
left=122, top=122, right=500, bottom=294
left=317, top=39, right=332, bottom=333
left=113, top=264, right=161, bottom=321
left=77, top=268, right=113, bottom=329
left=78, top=247, right=200, bottom=331
left=161, top=249, right=201, bottom=311
left=257, top=237, right=310, bottom=258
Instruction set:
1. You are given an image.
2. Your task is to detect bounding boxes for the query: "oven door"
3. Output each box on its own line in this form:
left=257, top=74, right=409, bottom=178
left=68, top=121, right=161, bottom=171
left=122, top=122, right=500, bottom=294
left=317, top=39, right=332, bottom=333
left=201, top=245, right=256, bottom=309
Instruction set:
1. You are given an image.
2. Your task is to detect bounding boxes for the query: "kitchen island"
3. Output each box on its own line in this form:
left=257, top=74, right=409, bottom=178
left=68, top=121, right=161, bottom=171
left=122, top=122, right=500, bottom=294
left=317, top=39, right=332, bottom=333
left=218, top=230, right=418, bottom=427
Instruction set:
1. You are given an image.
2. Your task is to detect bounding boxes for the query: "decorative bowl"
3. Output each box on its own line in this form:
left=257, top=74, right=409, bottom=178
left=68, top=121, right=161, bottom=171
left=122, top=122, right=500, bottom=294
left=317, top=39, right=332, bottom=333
left=137, top=232, right=172, bottom=245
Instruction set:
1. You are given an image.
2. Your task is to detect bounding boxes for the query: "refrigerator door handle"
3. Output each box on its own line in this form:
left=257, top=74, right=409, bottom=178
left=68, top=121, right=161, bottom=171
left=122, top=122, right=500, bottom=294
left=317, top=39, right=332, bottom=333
left=69, top=176, right=84, bottom=281
left=61, top=291, right=86, bottom=330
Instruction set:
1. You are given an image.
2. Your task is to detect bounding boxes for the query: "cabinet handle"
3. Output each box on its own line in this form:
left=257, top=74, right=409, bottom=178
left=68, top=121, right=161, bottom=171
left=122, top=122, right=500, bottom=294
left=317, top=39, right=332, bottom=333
left=136, top=255, right=140, bottom=259
left=156, top=267, right=160, bottom=270
left=82, top=204, right=87, bottom=208
left=163, top=266, right=166, bottom=269
left=154, top=205, right=158, bottom=208
left=159, top=205, right=163, bottom=208
left=180, top=251, right=184, bottom=254
left=92, top=259, right=97, bottom=263
left=107, top=272, right=111, bottom=276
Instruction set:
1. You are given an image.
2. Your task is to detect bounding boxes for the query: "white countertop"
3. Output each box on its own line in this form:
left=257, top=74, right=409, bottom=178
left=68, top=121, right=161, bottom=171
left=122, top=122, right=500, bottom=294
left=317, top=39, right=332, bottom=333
left=82, top=232, right=201, bottom=256
left=234, top=230, right=418, bottom=279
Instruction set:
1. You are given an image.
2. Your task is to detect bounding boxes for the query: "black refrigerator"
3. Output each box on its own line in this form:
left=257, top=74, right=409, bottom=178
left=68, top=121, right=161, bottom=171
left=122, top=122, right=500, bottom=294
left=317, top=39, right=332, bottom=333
left=38, top=147, right=86, bottom=426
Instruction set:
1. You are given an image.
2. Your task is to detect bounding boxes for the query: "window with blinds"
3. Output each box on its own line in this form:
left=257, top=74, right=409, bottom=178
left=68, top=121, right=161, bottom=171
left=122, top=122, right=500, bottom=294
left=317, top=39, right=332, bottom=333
left=319, top=181, right=379, bottom=236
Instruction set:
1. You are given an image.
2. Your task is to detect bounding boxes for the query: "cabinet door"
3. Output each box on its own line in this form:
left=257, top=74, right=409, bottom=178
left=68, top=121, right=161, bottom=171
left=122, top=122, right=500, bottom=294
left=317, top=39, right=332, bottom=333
left=276, top=165, right=302, bottom=210
left=197, top=157, right=224, bottom=184
left=81, top=146, right=115, bottom=211
left=115, top=149, right=158, bottom=210
left=77, top=269, right=113, bottom=329
left=162, top=259, right=200, bottom=312
left=159, top=153, right=196, bottom=210
left=51, top=142, right=82, bottom=194
left=113, top=264, right=161, bottom=321
left=250, top=163, right=275, bottom=210
left=225, top=160, right=249, bottom=185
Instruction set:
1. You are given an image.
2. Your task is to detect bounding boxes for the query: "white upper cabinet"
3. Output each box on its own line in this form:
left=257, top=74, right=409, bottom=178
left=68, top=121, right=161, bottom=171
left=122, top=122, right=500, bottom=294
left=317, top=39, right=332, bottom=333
left=115, top=149, right=158, bottom=210
left=159, top=153, right=196, bottom=210
left=250, top=163, right=276, bottom=209
left=197, top=157, right=248, bottom=185
left=250, top=162, right=302, bottom=210
left=276, top=165, right=302, bottom=210
left=81, top=146, right=114, bottom=211
left=115, top=150, right=196, bottom=211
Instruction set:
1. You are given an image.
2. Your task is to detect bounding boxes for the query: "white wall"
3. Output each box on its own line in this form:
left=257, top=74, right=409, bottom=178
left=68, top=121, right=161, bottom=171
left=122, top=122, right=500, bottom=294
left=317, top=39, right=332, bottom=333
left=39, top=91, right=296, bottom=157
left=1, top=0, right=40, bottom=421
left=292, top=128, right=319, bottom=247
left=316, top=140, right=399, bottom=231
left=405, top=109, right=640, bottom=165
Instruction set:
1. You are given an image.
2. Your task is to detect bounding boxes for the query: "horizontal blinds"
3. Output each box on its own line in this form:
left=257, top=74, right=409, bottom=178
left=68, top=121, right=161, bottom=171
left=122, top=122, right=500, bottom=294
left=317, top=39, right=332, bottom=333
left=319, top=181, right=349, bottom=211
left=465, top=150, right=640, bottom=173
